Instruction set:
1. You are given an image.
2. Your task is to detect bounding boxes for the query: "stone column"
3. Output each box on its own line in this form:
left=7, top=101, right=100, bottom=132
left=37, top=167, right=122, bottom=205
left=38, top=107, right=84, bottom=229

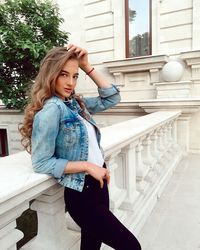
left=22, top=185, right=79, bottom=250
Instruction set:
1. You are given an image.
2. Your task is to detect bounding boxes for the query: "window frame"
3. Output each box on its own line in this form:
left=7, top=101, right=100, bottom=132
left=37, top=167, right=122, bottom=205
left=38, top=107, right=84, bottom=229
left=125, top=0, right=152, bottom=58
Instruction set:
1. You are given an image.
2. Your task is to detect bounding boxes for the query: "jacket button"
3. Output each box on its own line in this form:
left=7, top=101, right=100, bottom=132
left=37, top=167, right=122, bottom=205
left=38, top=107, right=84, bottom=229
left=86, top=185, right=89, bottom=188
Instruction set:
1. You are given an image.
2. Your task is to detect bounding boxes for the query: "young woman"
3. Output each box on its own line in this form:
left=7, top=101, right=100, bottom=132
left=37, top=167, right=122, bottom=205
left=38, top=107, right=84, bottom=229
left=20, top=44, right=141, bottom=250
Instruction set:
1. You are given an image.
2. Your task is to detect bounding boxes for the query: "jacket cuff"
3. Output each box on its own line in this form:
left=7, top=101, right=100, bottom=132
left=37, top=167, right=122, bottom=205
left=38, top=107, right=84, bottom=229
left=53, top=158, right=68, bottom=178
left=98, top=84, right=120, bottom=98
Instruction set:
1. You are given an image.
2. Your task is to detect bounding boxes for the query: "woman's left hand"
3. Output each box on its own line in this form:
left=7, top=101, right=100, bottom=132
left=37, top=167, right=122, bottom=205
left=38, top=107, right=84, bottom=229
left=67, top=44, right=91, bottom=72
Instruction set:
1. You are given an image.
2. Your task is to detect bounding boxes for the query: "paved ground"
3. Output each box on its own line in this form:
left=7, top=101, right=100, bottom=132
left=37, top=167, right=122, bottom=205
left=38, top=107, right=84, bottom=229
left=138, top=154, right=200, bottom=250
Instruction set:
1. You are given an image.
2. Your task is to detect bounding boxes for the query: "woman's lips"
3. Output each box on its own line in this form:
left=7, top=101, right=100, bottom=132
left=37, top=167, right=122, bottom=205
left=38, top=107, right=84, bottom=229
left=64, top=88, right=72, bottom=94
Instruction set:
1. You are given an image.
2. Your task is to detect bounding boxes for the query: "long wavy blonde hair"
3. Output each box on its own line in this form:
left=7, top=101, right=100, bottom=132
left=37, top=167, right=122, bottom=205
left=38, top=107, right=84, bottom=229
left=19, top=47, right=86, bottom=153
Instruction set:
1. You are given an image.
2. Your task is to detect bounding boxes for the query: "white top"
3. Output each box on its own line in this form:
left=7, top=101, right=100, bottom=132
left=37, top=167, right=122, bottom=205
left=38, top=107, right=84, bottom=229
left=79, top=115, right=104, bottom=167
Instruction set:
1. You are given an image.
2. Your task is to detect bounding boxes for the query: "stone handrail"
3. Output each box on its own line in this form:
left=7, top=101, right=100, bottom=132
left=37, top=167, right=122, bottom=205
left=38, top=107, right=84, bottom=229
left=0, top=111, right=182, bottom=250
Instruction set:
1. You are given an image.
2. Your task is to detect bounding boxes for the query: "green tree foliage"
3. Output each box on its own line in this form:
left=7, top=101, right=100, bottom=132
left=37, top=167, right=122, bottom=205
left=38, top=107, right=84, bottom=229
left=0, top=0, right=69, bottom=110
left=129, top=8, right=136, bottom=23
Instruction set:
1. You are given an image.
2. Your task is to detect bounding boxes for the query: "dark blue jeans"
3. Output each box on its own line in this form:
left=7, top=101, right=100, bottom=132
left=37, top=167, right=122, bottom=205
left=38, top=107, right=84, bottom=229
left=64, top=173, right=141, bottom=250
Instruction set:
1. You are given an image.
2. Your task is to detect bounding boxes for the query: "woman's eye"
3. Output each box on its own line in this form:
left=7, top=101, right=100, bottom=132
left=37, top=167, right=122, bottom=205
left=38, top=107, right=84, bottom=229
left=60, top=73, right=68, bottom=77
left=74, top=75, right=79, bottom=79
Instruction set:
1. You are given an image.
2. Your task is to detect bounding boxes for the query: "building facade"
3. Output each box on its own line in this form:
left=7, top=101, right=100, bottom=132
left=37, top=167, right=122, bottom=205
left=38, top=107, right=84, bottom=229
left=55, top=0, right=200, bottom=153
left=1, top=0, right=200, bottom=154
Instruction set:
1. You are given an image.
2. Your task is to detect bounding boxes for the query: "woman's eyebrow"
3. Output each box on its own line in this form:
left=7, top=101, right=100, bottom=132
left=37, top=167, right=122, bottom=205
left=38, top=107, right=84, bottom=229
left=61, top=70, right=79, bottom=75
left=61, top=70, right=69, bottom=74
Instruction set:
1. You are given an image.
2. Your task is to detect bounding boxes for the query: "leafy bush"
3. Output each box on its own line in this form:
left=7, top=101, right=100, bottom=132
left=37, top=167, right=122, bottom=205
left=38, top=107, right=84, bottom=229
left=0, top=0, right=69, bottom=110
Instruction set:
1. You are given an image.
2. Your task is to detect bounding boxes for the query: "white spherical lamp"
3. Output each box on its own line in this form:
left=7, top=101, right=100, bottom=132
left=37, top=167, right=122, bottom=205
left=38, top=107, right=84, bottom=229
left=162, top=61, right=184, bottom=82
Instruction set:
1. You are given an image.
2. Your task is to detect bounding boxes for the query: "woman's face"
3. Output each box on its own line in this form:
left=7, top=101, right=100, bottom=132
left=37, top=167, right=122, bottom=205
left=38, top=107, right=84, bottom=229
left=55, top=58, right=79, bottom=100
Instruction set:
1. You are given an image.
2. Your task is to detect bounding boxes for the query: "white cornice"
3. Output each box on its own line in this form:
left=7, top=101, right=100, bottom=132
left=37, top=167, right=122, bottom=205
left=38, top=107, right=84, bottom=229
left=104, top=55, right=169, bottom=73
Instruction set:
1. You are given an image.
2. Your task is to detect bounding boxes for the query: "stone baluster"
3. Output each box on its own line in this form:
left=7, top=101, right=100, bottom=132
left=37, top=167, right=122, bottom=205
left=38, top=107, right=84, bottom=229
left=161, top=124, right=171, bottom=160
left=165, top=122, right=174, bottom=155
left=105, top=151, right=127, bottom=220
left=161, top=125, right=168, bottom=153
left=22, top=185, right=79, bottom=250
left=142, top=133, right=157, bottom=184
left=150, top=129, right=160, bottom=161
left=160, top=124, right=173, bottom=167
left=156, top=127, right=168, bottom=169
left=157, top=127, right=166, bottom=155
left=120, top=142, right=139, bottom=211
left=164, top=123, right=172, bottom=151
left=164, top=122, right=176, bottom=161
left=0, top=202, right=28, bottom=250
left=167, top=122, right=173, bottom=145
left=142, top=133, right=156, bottom=169
left=135, top=139, right=150, bottom=194
left=171, top=119, right=180, bottom=152
left=150, top=129, right=163, bottom=175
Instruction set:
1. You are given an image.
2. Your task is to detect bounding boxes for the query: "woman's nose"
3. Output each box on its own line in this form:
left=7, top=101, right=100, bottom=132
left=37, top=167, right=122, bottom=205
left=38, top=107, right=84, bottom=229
left=68, top=77, right=74, bottom=86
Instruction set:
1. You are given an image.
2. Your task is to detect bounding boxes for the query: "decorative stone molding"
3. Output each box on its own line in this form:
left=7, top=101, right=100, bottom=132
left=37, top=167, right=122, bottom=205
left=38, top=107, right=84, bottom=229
left=149, top=68, right=160, bottom=83
left=138, top=99, right=200, bottom=114
left=181, top=51, right=200, bottom=82
left=96, top=102, right=145, bottom=116
left=104, top=54, right=169, bottom=85
left=191, top=64, right=200, bottom=81
left=113, top=72, right=125, bottom=87
left=181, top=50, right=200, bottom=66
left=154, top=81, right=193, bottom=99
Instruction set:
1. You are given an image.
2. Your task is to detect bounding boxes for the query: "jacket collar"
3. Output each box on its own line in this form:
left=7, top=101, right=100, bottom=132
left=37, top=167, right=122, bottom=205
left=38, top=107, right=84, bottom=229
left=63, top=97, right=83, bottom=115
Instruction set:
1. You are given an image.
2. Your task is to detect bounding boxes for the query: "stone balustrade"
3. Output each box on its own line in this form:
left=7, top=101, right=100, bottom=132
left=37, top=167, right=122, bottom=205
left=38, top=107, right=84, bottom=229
left=0, top=111, right=182, bottom=250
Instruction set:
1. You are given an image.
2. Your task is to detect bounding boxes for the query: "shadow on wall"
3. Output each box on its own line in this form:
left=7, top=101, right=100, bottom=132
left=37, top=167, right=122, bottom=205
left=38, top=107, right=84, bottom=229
left=16, top=206, right=37, bottom=250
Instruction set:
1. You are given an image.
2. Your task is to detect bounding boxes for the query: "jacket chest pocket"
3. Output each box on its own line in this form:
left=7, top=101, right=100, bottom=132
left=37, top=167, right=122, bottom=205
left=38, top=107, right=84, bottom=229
left=61, top=121, right=78, bottom=144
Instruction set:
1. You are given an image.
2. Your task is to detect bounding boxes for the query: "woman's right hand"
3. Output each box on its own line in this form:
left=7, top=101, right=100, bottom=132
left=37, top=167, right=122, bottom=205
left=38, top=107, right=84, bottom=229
left=85, top=162, right=110, bottom=188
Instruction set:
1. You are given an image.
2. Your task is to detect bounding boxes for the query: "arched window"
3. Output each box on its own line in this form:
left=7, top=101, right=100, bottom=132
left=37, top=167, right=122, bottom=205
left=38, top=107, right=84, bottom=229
left=125, top=0, right=152, bottom=58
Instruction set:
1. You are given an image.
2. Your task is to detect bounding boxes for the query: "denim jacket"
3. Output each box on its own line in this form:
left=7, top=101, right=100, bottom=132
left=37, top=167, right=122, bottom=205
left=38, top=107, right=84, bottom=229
left=31, top=84, right=120, bottom=192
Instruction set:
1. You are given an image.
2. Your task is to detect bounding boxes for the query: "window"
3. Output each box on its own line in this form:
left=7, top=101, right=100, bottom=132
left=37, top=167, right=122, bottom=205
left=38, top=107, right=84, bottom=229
left=125, top=0, right=151, bottom=58
left=0, top=129, right=9, bottom=157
